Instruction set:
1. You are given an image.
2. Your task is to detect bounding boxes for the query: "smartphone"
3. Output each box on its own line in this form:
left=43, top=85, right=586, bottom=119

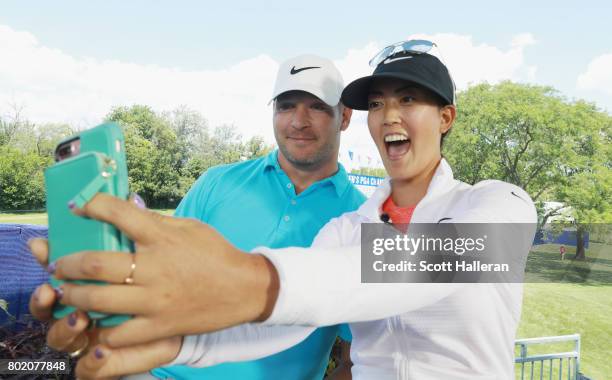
left=45, top=122, right=133, bottom=327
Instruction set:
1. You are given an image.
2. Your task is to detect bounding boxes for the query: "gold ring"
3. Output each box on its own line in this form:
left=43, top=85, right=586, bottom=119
left=68, top=335, right=89, bottom=358
left=124, top=254, right=137, bottom=285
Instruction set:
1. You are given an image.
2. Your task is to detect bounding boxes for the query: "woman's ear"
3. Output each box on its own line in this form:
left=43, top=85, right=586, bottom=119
left=439, top=105, right=456, bottom=135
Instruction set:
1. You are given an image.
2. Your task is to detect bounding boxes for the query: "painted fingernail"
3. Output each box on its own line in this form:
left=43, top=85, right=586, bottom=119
left=131, top=193, right=146, bottom=209
left=67, top=312, right=77, bottom=327
left=47, top=262, right=57, bottom=274
left=67, top=200, right=76, bottom=210
left=53, top=287, right=64, bottom=300
left=95, top=347, right=104, bottom=359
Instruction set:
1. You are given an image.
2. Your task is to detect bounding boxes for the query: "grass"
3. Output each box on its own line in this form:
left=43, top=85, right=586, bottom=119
left=516, top=242, right=612, bottom=379
left=0, top=212, right=48, bottom=225
left=1, top=214, right=610, bottom=378
left=0, top=210, right=174, bottom=225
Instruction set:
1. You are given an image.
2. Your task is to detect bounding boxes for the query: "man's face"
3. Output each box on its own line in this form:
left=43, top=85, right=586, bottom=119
left=273, top=90, right=347, bottom=170
left=367, top=78, right=454, bottom=181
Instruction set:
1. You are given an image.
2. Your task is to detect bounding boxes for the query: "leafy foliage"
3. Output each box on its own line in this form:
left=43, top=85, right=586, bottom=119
left=106, top=105, right=274, bottom=208
left=0, top=146, right=51, bottom=210
left=0, top=104, right=273, bottom=211
left=445, top=82, right=611, bottom=258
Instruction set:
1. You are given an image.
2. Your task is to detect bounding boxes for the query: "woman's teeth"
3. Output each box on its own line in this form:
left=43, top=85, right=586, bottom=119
left=385, top=134, right=411, bottom=159
left=384, top=134, right=409, bottom=143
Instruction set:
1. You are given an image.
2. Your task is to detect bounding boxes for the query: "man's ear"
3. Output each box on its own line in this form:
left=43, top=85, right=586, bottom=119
left=439, top=105, right=456, bottom=135
left=340, top=106, right=352, bottom=132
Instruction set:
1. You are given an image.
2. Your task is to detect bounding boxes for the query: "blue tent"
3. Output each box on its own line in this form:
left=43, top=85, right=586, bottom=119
left=533, top=228, right=589, bottom=248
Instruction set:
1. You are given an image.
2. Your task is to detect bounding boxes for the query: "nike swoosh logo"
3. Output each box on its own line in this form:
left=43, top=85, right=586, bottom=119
left=383, top=56, right=413, bottom=65
left=290, top=66, right=321, bottom=75
left=437, top=217, right=453, bottom=223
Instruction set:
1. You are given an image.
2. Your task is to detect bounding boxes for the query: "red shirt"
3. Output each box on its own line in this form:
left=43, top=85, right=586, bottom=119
left=382, top=196, right=416, bottom=227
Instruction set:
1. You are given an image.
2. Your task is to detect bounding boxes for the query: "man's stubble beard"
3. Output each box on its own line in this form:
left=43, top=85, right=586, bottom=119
left=277, top=135, right=339, bottom=172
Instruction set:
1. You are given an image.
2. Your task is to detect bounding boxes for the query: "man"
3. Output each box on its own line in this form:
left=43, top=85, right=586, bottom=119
left=152, top=54, right=364, bottom=380
left=30, top=54, right=365, bottom=379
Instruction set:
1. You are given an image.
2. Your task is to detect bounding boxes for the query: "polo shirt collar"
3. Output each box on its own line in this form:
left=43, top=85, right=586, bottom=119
left=322, top=163, right=350, bottom=197
left=357, top=158, right=456, bottom=221
left=264, top=150, right=350, bottom=197
left=263, top=150, right=282, bottom=171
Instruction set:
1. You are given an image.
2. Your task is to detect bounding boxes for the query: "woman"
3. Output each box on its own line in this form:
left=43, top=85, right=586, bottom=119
left=32, top=40, right=537, bottom=379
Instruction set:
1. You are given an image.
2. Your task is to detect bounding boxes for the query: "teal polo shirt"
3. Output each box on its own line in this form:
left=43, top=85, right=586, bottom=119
left=152, top=150, right=365, bottom=380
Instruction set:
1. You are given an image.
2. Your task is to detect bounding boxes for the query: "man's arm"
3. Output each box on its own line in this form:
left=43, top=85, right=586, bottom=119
left=327, top=338, right=353, bottom=380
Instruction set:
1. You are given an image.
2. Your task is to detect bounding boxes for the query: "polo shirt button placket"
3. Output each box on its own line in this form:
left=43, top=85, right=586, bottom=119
left=291, top=199, right=297, bottom=205
left=284, top=215, right=291, bottom=222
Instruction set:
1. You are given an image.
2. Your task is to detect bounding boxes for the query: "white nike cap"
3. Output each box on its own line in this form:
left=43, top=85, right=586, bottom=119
left=270, top=54, right=344, bottom=106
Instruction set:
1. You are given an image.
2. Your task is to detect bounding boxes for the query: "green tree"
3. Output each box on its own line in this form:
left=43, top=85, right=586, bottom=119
left=163, top=105, right=209, bottom=162
left=106, top=105, right=185, bottom=208
left=445, top=82, right=611, bottom=258
left=33, top=123, right=75, bottom=157
left=241, top=135, right=274, bottom=161
left=560, top=166, right=611, bottom=258
left=184, top=124, right=273, bottom=179
left=554, top=101, right=611, bottom=259
left=0, top=102, right=28, bottom=147
left=106, top=105, right=274, bottom=207
left=0, top=103, right=72, bottom=211
left=445, top=82, right=573, bottom=199
left=0, top=146, right=50, bottom=210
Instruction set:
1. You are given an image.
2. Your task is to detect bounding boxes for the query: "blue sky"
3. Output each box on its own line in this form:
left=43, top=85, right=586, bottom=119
left=1, top=1, right=610, bottom=167
left=3, top=1, right=609, bottom=86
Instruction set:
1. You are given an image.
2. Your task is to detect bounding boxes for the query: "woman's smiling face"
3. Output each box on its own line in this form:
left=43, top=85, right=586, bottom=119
left=367, top=77, right=455, bottom=182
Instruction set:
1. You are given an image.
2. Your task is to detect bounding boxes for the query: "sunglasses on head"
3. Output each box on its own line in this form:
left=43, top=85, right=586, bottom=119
left=369, top=39, right=437, bottom=68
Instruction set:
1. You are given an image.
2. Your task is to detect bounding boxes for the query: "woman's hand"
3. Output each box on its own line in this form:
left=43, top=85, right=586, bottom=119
left=34, top=193, right=278, bottom=349
left=29, top=238, right=182, bottom=379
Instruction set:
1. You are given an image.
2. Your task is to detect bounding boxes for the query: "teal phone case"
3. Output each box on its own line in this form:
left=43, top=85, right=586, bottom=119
left=44, top=123, right=133, bottom=327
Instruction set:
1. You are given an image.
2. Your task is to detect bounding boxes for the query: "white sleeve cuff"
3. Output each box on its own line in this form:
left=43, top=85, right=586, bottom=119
left=161, top=325, right=314, bottom=368
left=254, top=246, right=310, bottom=325
left=163, top=335, right=206, bottom=367
left=253, top=245, right=362, bottom=327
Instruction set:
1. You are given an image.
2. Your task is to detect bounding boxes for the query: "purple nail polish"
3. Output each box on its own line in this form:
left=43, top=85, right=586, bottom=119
left=67, top=200, right=76, bottom=209
left=53, top=287, right=64, bottom=300
left=131, top=193, right=146, bottom=209
left=68, top=312, right=77, bottom=327
left=94, top=347, right=104, bottom=359
left=47, top=262, right=57, bottom=274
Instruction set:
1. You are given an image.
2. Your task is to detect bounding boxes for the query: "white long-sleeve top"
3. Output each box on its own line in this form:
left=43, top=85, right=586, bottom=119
left=170, top=159, right=537, bottom=379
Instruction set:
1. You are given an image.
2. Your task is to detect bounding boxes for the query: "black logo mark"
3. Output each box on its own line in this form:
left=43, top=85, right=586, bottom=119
left=290, top=66, right=321, bottom=75
left=510, top=191, right=527, bottom=203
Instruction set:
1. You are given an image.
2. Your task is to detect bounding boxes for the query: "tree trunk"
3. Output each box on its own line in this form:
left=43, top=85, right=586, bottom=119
left=574, top=226, right=586, bottom=260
